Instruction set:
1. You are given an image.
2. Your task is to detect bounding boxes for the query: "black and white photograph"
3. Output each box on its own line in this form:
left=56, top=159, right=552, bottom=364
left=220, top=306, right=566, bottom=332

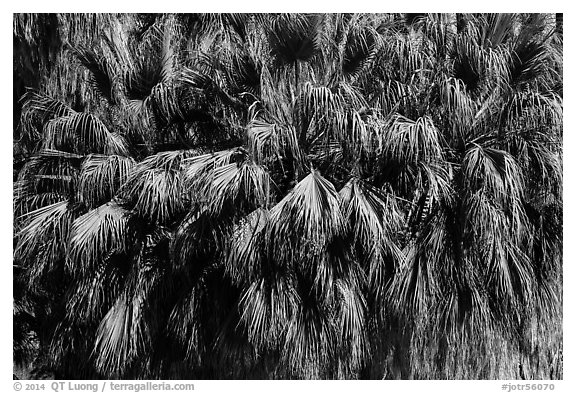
left=11, top=10, right=564, bottom=383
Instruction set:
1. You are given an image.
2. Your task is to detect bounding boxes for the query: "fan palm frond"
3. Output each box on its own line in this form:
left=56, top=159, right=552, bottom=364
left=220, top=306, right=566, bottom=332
left=78, top=155, right=135, bottom=208
left=121, top=169, right=184, bottom=225
left=340, top=178, right=404, bottom=301
left=378, top=114, right=444, bottom=164
left=342, top=25, right=380, bottom=80
left=93, top=292, right=150, bottom=377
left=238, top=273, right=299, bottom=352
left=15, top=200, right=75, bottom=286
left=266, top=169, right=345, bottom=268
left=67, top=253, right=127, bottom=322
left=19, top=91, right=76, bottom=143
left=335, top=274, right=369, bottom=372
left=69, top=45, right=118, bottom=104
left=42, top=113, right=129, bottom=156
left=463, top=145, right=524, bottom=204
left=68, top=201, right=130, bottom=276
left=225, top=208, right=268, bottom=286
left=15, top=149, right=81, bottom=214
left=182, top=147, right=272, bottom=217
left=281, top=300, right=335, bottom=379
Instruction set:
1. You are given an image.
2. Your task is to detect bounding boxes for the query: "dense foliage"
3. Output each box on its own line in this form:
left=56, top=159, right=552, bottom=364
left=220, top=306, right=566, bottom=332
left=13, top=13, right=563, bottom=379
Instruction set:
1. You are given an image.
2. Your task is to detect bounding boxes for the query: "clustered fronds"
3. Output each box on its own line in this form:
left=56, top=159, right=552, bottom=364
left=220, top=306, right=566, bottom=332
left=13, top=13, right=562, bottom=380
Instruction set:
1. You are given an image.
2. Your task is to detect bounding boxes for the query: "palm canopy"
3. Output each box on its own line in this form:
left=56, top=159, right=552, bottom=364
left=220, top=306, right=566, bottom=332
left=13, top=13, right=562, bottom=380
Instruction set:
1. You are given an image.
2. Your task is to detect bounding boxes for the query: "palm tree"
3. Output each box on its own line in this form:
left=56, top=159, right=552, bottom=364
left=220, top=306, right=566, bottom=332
left=13, top=13, right=562, bottom=379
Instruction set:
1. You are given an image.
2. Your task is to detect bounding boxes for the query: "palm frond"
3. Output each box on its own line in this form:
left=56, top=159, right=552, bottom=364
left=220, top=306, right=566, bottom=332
left=181, top=147, right=272, bottom=218
left=69, top=45, right=118, bottom=104
left=182, top=148, right=245, bottom=186
left=225, top=208, right=268, bottom=286
left=246, top=119, right=281, bottom=165
left=121, top=170, right=184, bottom=225
left=169, top=208, right=229, bottom=269
left=93, top=292, right=150, bottom=377
left=15, top=149, right=81, bottom=214
left=281, top=301, right=335, bottom=378
left=463, top=145, right=524, bottom=204
left=335, top=275, right=369, bottom=372
left=67, top=254, right=126, bottom=322
left=340, top=178, right=404, bottom=301
left=14, top=200, right=75, bottom=286
left=78, top=154, right=135, bottom=208
left=19, top=91, right=76, bottom=143
left=247, top=117, right=305, bottom=174
left=166, top=282, right=205, bottom=364
left=68, top=201, right=130, bottom=276
left=42, top=112, right=129, bottom=155
left=378, top=114, right=444, bottom=164
left=238, top=273, right=299, bottom=352
left=266, top=169, right=345, bottom=268
left=118, top=150, right=197, bottom=225
left=342, top=25, right=379, bottom=79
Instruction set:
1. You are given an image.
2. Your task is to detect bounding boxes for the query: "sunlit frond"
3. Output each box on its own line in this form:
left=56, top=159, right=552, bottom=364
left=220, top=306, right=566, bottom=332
left=463, top=145, right=524, bottom=204
left=266, top=169, right=345, bottom=268
left=377, top=114, right=444, bottom=165
left=93, top=292, right=150, bottom=377
left=78, top=155, right=135, bottom=208
left=121, top=169, right=184, bottom=225
left=14, top=200, right=75, bottom=286
left=335, top=275, right=368, bottom=371
left=238, top=273, right=299, bottom=352
left=340, top=178, right=404, bottom=300
left=15, top=149, right=81, bottom=214
left=225, top=208, right=268, bottom=286
left=119, top=150, right=197, bottom=225
left=68, top=201, right=130, bottom=276
left=42, top=113, right=129, bottom=155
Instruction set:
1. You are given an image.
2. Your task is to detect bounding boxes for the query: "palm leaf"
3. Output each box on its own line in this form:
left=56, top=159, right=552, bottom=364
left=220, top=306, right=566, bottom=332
left=225, top=208, right=268, bottom=286
left=463, top=145, right=524, bottom=204
left=377, top=114, right=444, bottom=164
left=335, top=275, right=369, bottom=372
left=69, top=45, right=117, bottom=104
left=19, top=91, right=76, bottom=143
left=68, top=201, right=130, bottom=276
left=238, top=273, right=299, bottom=352
left=119, top=150, right=196, bottom=225
left=93, top=292, right=149, bottom=377
left=15, top=149, right=82, bottom=214
left=14, top=200, right=75, bottom=286
left=67, top=253, right=127, bottom=322
left=266, top=169, right=345, bottom=268
left=340, top=178, right=405, bottom=301
left=78, top=154, right=135, bottom=208
left=342, top=25, right=379, bottom=79
left=42, top=112, right=129, bottom=156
